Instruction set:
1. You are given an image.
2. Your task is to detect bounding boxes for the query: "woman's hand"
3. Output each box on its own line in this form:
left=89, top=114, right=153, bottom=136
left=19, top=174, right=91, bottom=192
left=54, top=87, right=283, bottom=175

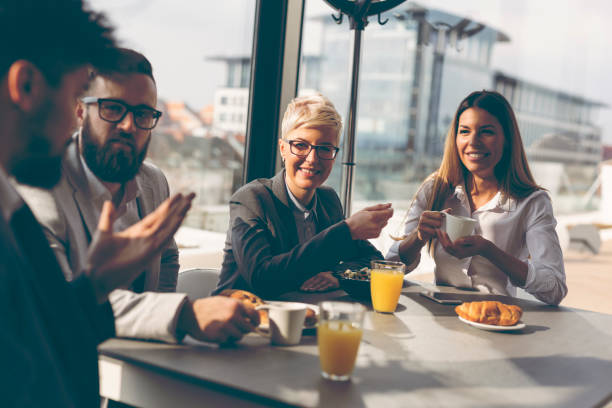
left=345, top=203, right=393, bottom=240
left=300, top=272, right=339, bottom=292
left=436, top=229, right=529, bottom=287
left=416, top=209, right=450, bottom=242
left=436, top=229, right=492, bottom=259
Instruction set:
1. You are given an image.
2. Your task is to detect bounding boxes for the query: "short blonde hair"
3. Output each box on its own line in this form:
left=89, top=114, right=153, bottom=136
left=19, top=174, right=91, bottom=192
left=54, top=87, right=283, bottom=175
left=281, top=93, right=343, bottom=143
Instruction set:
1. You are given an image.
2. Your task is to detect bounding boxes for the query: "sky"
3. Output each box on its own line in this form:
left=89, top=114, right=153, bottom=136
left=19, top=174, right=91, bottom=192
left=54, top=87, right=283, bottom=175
left=421, top=0, right=612, bottom=143
left=91, top=0, right=612, bottom=143
left=90, top=0, right=255, bottom=112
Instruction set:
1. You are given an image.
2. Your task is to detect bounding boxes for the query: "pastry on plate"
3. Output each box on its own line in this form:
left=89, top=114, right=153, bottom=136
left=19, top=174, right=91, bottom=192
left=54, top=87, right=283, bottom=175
left=455, top=301, right=522, bottom=326
left=219, top=289, right=268, bottom=325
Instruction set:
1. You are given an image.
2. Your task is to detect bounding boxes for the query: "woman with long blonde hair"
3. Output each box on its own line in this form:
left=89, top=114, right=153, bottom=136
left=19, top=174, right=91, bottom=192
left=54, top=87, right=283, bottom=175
left=387, top=90, right=567, bottom=305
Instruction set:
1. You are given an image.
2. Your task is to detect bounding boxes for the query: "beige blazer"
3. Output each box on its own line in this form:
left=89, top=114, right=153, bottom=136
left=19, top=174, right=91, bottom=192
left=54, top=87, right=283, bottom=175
left=17, top=140, right=187, bottom=343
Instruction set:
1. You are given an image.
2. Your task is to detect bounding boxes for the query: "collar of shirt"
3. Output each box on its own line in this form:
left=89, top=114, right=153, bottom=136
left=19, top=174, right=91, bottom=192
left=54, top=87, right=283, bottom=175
left=452, top=184, right=517, bottom=214
left=0, top=167, right=25, bottom=223
left=79, top=153, right=140, bottom=216
left=284, top=177, right=318, bottom=220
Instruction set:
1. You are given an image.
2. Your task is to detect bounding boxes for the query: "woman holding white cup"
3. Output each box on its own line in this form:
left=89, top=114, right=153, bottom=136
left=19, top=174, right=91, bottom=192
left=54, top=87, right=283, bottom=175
left=387, top=91, right=567, bottom=306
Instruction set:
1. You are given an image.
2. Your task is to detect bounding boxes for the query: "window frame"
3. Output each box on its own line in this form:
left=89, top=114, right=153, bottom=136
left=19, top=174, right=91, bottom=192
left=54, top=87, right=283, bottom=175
left=243, top=0, right=305, bottom=183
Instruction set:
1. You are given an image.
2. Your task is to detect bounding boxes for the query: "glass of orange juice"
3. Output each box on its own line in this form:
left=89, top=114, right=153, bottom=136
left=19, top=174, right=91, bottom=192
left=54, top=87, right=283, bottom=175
left=370, top=260, right=405, bottom=313
left=317, top=301, right=365, bottom=381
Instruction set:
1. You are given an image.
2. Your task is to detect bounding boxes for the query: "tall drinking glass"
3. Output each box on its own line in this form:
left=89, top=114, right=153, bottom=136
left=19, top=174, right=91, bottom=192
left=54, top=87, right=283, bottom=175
left=317, top=301, right=365, bottom=381
left=370, top=260, right=405, bottom=313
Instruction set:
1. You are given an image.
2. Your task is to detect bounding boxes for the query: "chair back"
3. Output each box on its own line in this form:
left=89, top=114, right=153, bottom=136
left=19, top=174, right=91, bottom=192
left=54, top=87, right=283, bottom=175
left=177, top=268, right=220, bottom=301
left=568, top=224, right=601, bottom=254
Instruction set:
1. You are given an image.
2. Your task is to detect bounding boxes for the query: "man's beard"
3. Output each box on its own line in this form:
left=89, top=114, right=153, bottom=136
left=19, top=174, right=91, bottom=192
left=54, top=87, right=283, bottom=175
left=11, top=151, right=63, bottom=189
left=81, top=117, right=150, bottom=183
left=10, top=106, right=71, bottom=189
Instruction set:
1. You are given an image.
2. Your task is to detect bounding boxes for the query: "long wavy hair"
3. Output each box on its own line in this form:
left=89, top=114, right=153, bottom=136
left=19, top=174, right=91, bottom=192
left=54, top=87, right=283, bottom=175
left=424, top=90, right=541, bottom=213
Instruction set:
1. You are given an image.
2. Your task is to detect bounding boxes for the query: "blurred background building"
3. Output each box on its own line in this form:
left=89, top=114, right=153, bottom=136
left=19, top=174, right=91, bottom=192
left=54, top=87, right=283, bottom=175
left=204, top=3, right=606, bottom=213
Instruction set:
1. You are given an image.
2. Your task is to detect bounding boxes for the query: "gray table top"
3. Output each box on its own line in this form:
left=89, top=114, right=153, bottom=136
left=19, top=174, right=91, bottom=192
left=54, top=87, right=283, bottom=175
left=99, top=281, right=612, bottom=408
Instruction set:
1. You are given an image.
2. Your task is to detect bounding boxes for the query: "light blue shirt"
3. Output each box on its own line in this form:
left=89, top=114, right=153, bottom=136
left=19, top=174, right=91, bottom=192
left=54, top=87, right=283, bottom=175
left=284, top=177, right=318, bottom=244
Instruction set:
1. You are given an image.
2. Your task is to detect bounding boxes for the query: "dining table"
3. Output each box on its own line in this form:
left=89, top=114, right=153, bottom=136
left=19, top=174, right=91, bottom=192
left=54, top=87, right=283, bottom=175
left=98, top=279, right=612, bottom=407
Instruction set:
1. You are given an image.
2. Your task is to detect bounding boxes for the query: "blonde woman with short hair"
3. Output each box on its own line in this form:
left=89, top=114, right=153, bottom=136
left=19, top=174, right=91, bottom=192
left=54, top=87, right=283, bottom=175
left=215, top=93, right=393, bottom=297
left=387, top=90, right=567, bottom=305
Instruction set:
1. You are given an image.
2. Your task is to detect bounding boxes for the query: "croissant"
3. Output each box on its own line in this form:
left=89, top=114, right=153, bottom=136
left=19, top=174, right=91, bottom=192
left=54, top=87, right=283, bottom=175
left=455, top=301, right=522, bottom=326
left=219, top=289, right=268, bottom=325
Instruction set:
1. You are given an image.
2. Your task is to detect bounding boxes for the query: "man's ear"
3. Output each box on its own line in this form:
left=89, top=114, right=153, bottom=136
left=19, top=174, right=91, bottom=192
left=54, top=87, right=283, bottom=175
left=6, top=60, right=46, bottom=112
left=75, top=100, right=85, bottom=124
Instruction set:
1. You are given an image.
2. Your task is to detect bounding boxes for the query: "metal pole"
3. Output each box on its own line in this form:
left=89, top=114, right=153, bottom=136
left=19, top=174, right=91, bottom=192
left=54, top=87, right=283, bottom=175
left=424, top=25, right=447, bottom=157
left=340, top=28, right=363, bottom=217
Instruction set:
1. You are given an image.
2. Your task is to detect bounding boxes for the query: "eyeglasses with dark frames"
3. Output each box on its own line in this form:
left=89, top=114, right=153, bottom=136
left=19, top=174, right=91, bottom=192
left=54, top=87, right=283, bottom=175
left=81, top=97, right=162, bottom=130
left=285, top=140, right=340, bottom=160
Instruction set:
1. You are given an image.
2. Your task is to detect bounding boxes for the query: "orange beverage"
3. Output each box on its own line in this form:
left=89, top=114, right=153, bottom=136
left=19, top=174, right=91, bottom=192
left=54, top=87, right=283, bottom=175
left=317, top=321, right=363, bottom=380
left=370, top=269, right=404, bottom=313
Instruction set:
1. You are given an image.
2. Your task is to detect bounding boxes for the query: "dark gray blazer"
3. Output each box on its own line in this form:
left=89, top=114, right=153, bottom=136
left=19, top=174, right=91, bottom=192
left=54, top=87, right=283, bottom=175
left=214, top=171, right=383, bottom=297
left=0, top=205, right=114, bottom=407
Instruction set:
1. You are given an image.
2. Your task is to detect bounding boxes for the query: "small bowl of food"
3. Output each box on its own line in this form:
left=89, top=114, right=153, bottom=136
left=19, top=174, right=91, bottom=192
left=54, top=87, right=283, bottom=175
left=335, top=267, right=371, bottom=300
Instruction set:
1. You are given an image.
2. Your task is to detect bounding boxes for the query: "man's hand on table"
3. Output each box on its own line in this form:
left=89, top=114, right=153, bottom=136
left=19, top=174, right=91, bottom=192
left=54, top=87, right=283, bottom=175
left=86, top=193, right=195, bottom=304
left=300, top=271, right=339, bottom=292
left=178, top=297, right=260, bottom=344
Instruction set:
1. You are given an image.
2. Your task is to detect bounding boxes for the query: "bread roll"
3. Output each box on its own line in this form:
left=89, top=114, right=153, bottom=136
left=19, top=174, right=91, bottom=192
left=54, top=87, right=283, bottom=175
left=455, top=301, right=522, bottom=326
left=218, top=289, right=268, bottom=325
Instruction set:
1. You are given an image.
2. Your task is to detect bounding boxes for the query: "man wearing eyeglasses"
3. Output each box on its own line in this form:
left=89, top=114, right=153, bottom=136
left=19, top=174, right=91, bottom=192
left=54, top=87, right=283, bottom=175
left=18, top=48, right=259, bottom=345
left=214, top=93, right=394, bottom=297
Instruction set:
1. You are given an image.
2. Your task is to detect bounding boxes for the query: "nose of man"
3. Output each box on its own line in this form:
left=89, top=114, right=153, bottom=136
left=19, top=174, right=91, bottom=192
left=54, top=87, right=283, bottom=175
left=117, top=111, right=137, bottom=132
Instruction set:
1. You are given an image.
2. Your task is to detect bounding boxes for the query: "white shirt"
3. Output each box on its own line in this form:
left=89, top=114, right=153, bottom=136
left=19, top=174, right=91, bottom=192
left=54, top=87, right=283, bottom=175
left=387, top=179, right=567, bottom=305
left=0, top=167, right=24, bottom=224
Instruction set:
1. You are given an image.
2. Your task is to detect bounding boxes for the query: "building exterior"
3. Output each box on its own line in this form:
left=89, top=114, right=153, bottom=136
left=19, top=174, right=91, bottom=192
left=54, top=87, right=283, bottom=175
left=208, top=3, right=607, bottom=208
left=208, top=56, right=251, bottom=133
left=302, top=3, right=510, bottom=199
left=495, top=72, right=606, bottom=204
left=495, top=72, right=604, bottom=167
left=303, top=3, right=606, bottom=204
left=146, top=99, right=244, bottom=232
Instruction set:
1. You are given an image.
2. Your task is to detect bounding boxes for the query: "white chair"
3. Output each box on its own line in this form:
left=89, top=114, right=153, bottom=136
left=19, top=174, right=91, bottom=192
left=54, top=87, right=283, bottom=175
left=176, top=268, right=221, bottom=301
left=568, top=224, right=601, bottom=254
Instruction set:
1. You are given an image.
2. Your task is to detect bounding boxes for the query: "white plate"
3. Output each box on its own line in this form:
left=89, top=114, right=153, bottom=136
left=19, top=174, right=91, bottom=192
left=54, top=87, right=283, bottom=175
left=259, top=302, right=319, bottom=329
left=458, top=316, right=526, bottom=331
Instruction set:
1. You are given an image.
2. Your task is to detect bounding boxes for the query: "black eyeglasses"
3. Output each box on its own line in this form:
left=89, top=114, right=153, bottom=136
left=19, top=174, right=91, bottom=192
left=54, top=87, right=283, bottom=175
left=81, top=97, right=162, bottom=130
left=285, top=140, right=339, bottom=160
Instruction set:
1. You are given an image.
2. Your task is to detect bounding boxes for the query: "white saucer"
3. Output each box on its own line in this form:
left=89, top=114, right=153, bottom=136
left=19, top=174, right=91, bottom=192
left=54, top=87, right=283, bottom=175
left=458, top=316, right=526, bottom=331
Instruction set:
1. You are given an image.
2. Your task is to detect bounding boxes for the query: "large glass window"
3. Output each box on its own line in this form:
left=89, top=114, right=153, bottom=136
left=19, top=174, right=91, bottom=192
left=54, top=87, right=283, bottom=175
left=297, top=0, right=611, bottom=274
left=92, top=0, right=256, bottom=269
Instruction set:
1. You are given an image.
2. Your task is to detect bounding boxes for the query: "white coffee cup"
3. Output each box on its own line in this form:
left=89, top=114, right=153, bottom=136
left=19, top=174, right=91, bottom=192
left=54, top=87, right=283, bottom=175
left=441, top=213, right=476, bottom=242
left=255, top=303, right=307, bottom=346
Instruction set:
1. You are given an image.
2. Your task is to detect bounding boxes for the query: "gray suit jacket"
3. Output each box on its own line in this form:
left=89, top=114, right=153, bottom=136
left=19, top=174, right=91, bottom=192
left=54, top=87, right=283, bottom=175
left=18, top=141, right=187, bottom=343
left=214, top=171, right=383, bottom=298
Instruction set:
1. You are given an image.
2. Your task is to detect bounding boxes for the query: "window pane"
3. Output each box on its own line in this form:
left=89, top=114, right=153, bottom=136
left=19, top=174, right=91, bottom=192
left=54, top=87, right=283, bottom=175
left=92, top=0, right=255, bottom=269
left=298, top=0, right=610, bottom=261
